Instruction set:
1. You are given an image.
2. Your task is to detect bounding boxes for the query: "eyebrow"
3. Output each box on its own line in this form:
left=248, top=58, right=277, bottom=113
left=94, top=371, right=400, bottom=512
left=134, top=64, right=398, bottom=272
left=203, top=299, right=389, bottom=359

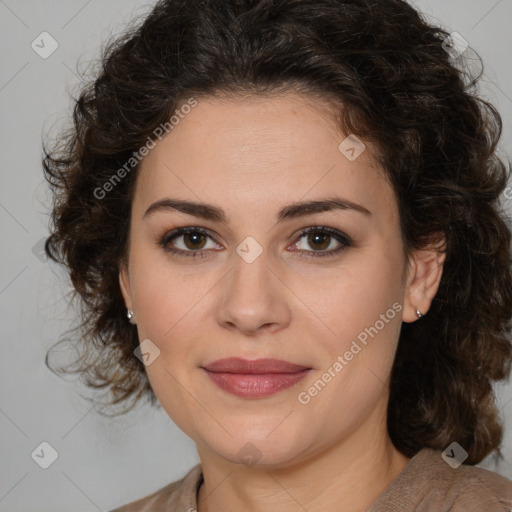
left=143, top=197, right=372, bottom=223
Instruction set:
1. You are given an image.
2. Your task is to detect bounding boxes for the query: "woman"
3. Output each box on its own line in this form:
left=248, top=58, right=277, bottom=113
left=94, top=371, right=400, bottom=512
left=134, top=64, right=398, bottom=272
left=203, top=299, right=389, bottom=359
left=42, top=0, right=512, bottom=510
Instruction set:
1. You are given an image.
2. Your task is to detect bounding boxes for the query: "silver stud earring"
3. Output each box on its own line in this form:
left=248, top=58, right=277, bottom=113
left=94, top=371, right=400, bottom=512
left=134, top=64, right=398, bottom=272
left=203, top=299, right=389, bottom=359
left=127, top=309, right=134, bottom=321
left=416, top=308, right=423, bottom=319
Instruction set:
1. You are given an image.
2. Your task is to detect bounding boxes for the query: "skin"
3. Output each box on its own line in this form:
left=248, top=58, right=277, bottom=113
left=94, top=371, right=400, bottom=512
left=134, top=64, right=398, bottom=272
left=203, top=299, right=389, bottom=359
left=119, top=92, right=446, bottom=512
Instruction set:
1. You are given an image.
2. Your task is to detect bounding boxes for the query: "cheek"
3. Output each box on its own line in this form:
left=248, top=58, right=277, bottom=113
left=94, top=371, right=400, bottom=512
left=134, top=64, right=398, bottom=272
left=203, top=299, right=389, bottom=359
left=128, top=257, right=207, bottom=431
left=298, top=246, right=404, bottom=399
left=127, top=252, right=219, bottom=384
left=129, top=247, right=201, bottom=334
left=293, top=248, right=404, bottom=345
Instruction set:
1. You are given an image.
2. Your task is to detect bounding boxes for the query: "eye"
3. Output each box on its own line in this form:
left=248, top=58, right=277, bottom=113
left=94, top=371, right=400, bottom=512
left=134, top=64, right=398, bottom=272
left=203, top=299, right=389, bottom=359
left=291, top=227, right=352, bottom=258
left=160, top=227, right=221, bottom=258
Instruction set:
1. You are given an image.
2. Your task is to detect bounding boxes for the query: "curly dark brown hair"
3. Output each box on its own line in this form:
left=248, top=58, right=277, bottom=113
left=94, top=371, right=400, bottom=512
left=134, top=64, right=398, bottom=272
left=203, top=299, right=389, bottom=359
left=42, top=0, right=512, bottom=465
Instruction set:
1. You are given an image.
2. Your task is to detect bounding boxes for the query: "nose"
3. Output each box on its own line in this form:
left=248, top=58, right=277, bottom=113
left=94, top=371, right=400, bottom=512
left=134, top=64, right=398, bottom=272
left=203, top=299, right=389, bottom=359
left=215, top=248, right=292, bottom=336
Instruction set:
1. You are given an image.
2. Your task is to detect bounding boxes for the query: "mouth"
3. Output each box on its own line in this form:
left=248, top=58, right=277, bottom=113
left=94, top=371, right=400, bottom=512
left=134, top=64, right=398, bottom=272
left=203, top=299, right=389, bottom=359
left=200, top=358, right=312, bottom=398
left=201, top=357, right=311, bottom=374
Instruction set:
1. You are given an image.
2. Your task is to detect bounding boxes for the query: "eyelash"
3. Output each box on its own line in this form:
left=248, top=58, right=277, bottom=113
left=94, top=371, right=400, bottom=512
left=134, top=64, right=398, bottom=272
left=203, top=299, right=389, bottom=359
left=159, top=226, right=352, bottom=259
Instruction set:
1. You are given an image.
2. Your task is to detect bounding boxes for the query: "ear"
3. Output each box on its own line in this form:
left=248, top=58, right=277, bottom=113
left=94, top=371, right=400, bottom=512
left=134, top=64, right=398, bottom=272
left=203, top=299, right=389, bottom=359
left=119, top=260, right=132, bottom=310
left=402, top=233, right=446, bottom=323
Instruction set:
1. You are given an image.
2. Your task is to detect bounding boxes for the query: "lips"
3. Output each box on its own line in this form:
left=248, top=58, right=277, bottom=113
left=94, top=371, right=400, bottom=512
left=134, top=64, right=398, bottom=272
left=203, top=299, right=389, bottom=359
left=200, top=358, right=312, bottom=398
left=201, top=357, right=310, bottom=374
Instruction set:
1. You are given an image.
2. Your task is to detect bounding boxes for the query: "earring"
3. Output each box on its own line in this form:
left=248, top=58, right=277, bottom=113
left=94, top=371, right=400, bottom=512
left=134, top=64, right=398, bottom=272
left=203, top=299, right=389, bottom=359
left=127, top=309, right=134, bottom=321
left=416, top=308, right=423, bottom=319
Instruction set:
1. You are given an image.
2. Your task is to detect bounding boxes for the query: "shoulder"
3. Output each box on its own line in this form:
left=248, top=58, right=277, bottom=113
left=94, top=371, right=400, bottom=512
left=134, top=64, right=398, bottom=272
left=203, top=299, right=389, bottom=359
left=446, top=456, right=512, bottom=510
left=369, top=448, right=512, bottom=511
left=108, top=464, right=203, bottom=512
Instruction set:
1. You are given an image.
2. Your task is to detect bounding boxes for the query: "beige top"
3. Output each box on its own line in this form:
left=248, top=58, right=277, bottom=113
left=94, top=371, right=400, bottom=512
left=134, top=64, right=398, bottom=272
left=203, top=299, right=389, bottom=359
left=109, top=447, right=512, bottom=511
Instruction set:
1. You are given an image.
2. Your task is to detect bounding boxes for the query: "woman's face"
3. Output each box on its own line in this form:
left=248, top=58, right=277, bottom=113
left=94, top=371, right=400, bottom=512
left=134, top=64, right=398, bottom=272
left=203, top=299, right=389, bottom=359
left=120, top=92, right=432, bottom=467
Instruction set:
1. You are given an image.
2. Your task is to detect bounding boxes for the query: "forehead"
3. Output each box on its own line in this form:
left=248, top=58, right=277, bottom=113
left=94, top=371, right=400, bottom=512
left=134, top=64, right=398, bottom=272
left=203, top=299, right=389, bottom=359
left=133, top=92, right=395, bottom=225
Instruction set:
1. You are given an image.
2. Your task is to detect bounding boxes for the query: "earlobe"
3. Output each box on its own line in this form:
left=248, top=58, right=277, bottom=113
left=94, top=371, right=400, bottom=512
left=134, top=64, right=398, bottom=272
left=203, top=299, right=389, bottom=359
left=403, top=234, right=446, bottom=323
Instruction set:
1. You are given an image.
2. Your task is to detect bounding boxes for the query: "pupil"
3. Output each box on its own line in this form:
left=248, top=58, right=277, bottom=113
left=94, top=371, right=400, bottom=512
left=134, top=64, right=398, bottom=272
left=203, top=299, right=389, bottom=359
left=308, top=232, right=329, bottom=250
left=185, top=232, right=206, bottom=249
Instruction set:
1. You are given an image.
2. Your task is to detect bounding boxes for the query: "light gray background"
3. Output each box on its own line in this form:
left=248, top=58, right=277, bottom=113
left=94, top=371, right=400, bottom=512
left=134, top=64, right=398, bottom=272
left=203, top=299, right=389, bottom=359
left=1, top=0, right=511, bottom=510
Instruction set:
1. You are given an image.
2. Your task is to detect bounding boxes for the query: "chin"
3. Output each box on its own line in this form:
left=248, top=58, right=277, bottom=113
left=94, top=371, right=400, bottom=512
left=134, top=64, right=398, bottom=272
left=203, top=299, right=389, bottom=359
left=203, top=431, right=313, bottom=469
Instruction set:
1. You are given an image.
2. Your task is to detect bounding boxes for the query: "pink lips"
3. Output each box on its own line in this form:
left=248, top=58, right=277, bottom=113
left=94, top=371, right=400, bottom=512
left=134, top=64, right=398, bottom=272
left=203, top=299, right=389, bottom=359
left=201, top=357, right=311, bottom=398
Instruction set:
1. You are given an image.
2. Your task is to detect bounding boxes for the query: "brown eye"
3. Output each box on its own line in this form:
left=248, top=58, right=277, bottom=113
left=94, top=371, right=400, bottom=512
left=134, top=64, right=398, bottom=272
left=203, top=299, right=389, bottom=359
left=306, top=231, right=331, bottom=251
left=292, top=227, right=352, bottom=258
left=160, top=227, right=221, bottom=258
left=182, top=232, right=207, bottom=250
